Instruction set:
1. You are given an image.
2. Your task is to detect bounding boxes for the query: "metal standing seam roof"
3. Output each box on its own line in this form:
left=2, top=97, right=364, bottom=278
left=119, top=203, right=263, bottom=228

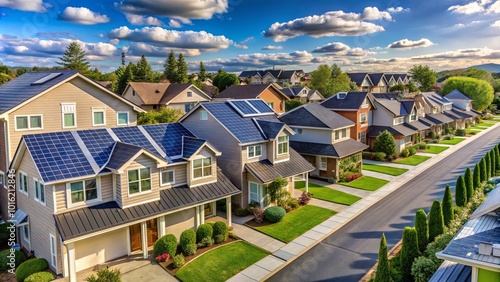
left=54, top=171, right=241, bottom=241
left=428, top=260, right=471, bottom=282
left=245, top=149, right=315, bottom=183
left=320, top=92, right=370, bottom=110
left=425, top=113, right=455, bottom=125
left=445, top=89, right=471, bottom=101
left=290, top=139, right=368, bottom=158
left=443, top=110, right=464, bottom=120
left=279, top=103, right=354, bottom=129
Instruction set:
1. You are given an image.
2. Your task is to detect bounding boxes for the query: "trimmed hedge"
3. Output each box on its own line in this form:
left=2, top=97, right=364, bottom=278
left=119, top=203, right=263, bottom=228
left=172, top=254, right=185, bottom=268
left=180, top=229, right=197, bottom=256
left=212, top=221, right=228, bottom=244
left=16, top=258, right=49, bottom=282
left=0, top=249, right=26, bottom=271
left=153, top=234, right=178, bottom=258
left=25, top=272, right=54, bottom=282
left=196, top=224, right=214, bottom=247
left=264, top=206, right=286, bottom=223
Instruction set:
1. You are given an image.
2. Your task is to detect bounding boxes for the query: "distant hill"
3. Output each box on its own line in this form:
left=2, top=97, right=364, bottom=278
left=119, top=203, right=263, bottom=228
left=467, top=63, right=500, bottom=73
left=437, top=64, right=500, bottom=82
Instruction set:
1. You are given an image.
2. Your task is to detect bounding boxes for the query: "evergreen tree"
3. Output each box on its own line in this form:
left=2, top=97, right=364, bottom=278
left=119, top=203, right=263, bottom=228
left=490, top=148, right=497, bottom=176
left=480, top=158, right=487, bottom=182
left=473, top=163, right=481, bottom=190
left=56, top=41, right=91, bottom=73
left=373, top=130, right=396, bottom=158
left=177, top=53, right=188, bottom=83
left=455, top=175, right=467, bottom=207
left=442, top=185, right=454, bottom=226
left=464, top=168, right=474, bottom=202
left=495, top=145, right=500, bottom=171
left=485, top=152, right=491, bottom=179
left=134, top=55, right=154, bottom=82
left=401, top=227, right=419, bottom=282
left=415, top=209, right=428, bottom=253
left=199, top=61, right=207, bottom=81
left=115, top=62, right=135, bottom=94
left=375, top=234, right=390, bottom=282
left=163, top=51, right=178, bottom=83
left=428, top=200, right=444, bottom=242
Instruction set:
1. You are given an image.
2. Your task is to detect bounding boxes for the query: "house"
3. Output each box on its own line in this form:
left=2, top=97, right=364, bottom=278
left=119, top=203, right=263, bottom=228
left=9, top=123, right=240, bottom=282
left=321, top=92, right=375, bottom=144
left=415, top=92, right=458, bottom=134
left=431, top=186, right=500, bottom=282
left=238, top=69, right=304, bottom=85
left=385, top=74, right=398, bottom=89
left=0, top=70, right=144, bottom=221
left=368, top=73, right=389, bottom=93
left=180, top=99, right=315, bottom=209
left=444, top=89, right=479, bottom=127
left=213, top=84, right=290, bottom=114
left=278, top=103, right=368, bottom=181
left=280, top=86, right=325, bottom=103
left=347, top=73, right=374, bottom=92
left=122, top=82, right=211, bottom=113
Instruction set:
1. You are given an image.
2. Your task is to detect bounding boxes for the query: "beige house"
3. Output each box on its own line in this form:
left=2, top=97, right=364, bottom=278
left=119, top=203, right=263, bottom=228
left=122, top=82, right=211, bottom=112
left=238, top=69, right=304, bottom=86
left=10, top=123, right=239, bottom=282
left=0, top=70, right=143, bottom=221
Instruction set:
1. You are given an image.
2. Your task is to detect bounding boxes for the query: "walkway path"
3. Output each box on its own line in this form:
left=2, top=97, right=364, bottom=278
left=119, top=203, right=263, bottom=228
left=308, top=178, right=371, bottom=198
left=361, top=170, right=397, bottom=181
left=231, top=220, right=286, bottom=253
left=363, top=159, right=415, bottom=169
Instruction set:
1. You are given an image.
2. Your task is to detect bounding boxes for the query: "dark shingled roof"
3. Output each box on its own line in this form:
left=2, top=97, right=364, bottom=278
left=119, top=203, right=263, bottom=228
left=216, top=84, right=271, bottom=99
left=182, top=136, right=208, bottom=158
left=450, top=106, right=479, bottom=118
left=105, top=142, right=143, bottom=170
left=404, top=120, right=430, bottom=131
left=367, top=125, right=416, bottom=137
left=418, top=116, right=437, bottom=127
left=368, top=73, right=386, bottom=85
left=426, top=113, right=455, bottom=125
left=290, top=139, right=368, bottom=158
left=347, top=73, right=371, bottom=86
left=256, top=120, right=285, bottom=139
left=245, top=149, right=314, bottom=183
left=443, top=110, right=463, bottom=120
left=54, top=170, right=240, bottom=241
left=279, top=103, right=354, bottom=129
left=159, top=83, right=194, bottom=104
left=321, top=92, right=370, bottom=110
left=0, top=70, right=78, bottom=114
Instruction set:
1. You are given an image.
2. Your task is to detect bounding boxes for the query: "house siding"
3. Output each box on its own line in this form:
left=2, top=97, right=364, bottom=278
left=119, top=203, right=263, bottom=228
left=54, top=174, right=113, bottom=213
left=122, top=87, right=145, bottom=106
left=335, top=107, right=371, bottom=143
left=0, top=120, right=7, bottom=220
left=241, top=143, right=267, bottom=164
left=120, top=155, right=160, bottom=208
left=159, top=164, right=187, bottom=189
left=257, top=88, right=287, bottom=114
left=188, top=148, right=217, bottom=187
left=288, top=127, right=332, bottom=144
left=164, top=208, right=196, bottom=240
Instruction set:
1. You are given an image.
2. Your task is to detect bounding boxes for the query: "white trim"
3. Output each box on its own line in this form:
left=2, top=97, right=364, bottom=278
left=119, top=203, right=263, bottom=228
left=247, top=145, right=262, bottom=159
left=18, top=171, right=28, bottom=196
left=319, top=157, right=328, bottom=171
left=248, top=181, right=265, bottom=206
left=276, top=135, right=289, bottom=156
left=53, top=184, right=57, bottom=213
left=191, top=157, right=213, bottom=180
left=66, top=177, right=102, bottom=209
left=126, top=167, right=152, bottom=196
left=14, top=114, right=43, bottom=131
left=91, top=107, right=106, bottom=127
left=160, top=170, right=175, bottom=186
left=33, top=178, right=46, bottom=206
left=21, top=223, right=30, bottom=245
left=117, top=111, right=130, bottom=126
left=61, top=103, right=77, bottom=129
left=50, top=233, right=57, bottom=269
left=436, top=251, right=500, bottom=273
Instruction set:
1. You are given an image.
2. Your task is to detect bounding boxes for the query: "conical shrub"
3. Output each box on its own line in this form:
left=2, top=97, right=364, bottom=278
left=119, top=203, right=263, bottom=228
left=464, top=168, right=474, bottom=202
left=442, top=185, right=454, bottom=226
left=428, top=200, right=444, bottom=242
left=480, top=158, right=487, bottom=182
left=375, top=234, right=390, bottom=282
left=455, top=175, right=467, bottom=207
left=415, top=209, right=428, bottom=253
left=473, top=163, right=481, bottom=190
left=401, top=227, right=419, bottom=282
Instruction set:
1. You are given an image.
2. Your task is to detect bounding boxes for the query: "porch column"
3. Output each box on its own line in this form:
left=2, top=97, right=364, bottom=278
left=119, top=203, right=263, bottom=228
left=141, top=222, right=148, bottom=259
left=158, top=216, right=166, bottom=237
left=471, top=267, right=478, bottom=282
left=194, top=206, right=200, bottom=228
left=226, top=197, right=232, bottom=227
left=305, top=173, right=309, bottom=193
left=200, top=205, right=205, bottom=225
left=66, top=243, right=76, bottom=282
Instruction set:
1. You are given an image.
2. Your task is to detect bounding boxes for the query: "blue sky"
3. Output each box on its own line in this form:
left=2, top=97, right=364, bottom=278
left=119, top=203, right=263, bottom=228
left=0, top=0, right=499, bottom=73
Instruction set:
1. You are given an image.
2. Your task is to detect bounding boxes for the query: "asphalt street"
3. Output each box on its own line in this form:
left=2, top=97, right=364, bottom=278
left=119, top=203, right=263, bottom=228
left=267, top=127, right=500, bottom=282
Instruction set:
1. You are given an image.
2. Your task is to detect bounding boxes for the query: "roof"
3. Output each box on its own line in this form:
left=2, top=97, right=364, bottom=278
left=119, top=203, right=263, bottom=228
left=429, top=260, right=471, bottom=282
left=445, top=89, right=471, bottom=101
left=244, top=149, right=315, bottom=183
left=182, top=136, right=208, bottom=159
left=470, top=185, right=500, bottom=219
left=425, top=113, right=455, bottom=125
left=239, top=70, right=259, bottom=78
left=255, top=120, right=285, bottom=140
left=159, top=83, right=196, bottom=104
left=347, top=73, right=371, bottom=86
left=216, top=84, right=289, bottom=100
left=450, top=106, right=479, bottom=119
left=421, top=92, right=451, bottom=107
left=279, top=103, right=354, bottom=129
left=443, top=110, right=464, bottom=120
left=126, top=82, right=170, bottom=105
left=321, top=92, right=371, bottom=110
left=105, top=142, right=143, bottom=171
left=54, top=170, right=240, bottom=241
left=367, top=125, right=416, bottom=137
left=375, top=97, right=412, bottom=116
left=368, top=73, right=386, bottom=85
left=290, top=139, right=368, bottom=158
left=418, top=116, right=437, bottom=127
left=404, top=120, right=430, bottom=131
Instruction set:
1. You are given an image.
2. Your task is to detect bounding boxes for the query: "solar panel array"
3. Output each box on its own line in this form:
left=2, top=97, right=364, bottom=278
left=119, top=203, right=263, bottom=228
left=111, top=127, right=162, bottom=156
left=77, top=129, right=115, bottom=167
left=230, top=100, right=258, bottom=115
left=24, top=132, right=95, bottom=182
left=143, top=123, right=194, bottom=158
left=247, top=99, right=274, bottom=113
left=228, top=99, right=275, bottom=117
left=183, top=137, right=206, bottom=158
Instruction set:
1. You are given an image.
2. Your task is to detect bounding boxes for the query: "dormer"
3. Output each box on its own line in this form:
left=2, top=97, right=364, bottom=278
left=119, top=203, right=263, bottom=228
left=182, top=136, right=222, bottom=187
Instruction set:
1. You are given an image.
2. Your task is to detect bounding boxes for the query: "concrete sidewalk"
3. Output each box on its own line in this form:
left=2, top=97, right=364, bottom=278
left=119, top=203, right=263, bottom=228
left=362, top=159, right=415, bottom=169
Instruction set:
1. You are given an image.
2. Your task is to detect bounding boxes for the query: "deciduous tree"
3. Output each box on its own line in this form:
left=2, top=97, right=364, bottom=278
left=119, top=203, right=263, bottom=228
left=409, top=65, right=437, bottom=91
left=285, top=100, right=304, bottom=111
left=137, top=108, right=183, bottom=125
left=442, top=77, right=494, bottom=111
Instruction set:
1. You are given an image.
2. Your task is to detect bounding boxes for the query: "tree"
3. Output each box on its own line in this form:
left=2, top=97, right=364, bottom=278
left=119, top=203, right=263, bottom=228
left=442, top=185, right=454, bottom=226
left=442, top=77, right=494, bottom=111
left=373, top=130, right=396, bottom=157
left=330, top=64, right=352, bottom=94
left=464, top=68, right=495, bottom=85
left=401, top=227, right=419, bottom=282
left=375, top=234, right=390, bottom=282
left=134, top=55, right=154, bottom=82
left=198, top=61, right=207, bottom=81
left=163, top=51, right=178, bottom=83
left=485, top=152, right=492, bottom=179
left=285, top=100, right=304, bottom=111
left=216, top=73, right=239, bottom=91
left=390, top=83, right=405, bottom=92
left=428, top=200, right=444, bottom=242
left=115, top=62, right=135, bottom=94
left=310, top=64, right=334, bottom=96
left=408, top=81, right=419, bottom=93
left=480, top=158, right=487, bottom=182
left=455, top=175, right=467, bottom=207
left=137, top=108, right=183, bottom=125
left=177, top=53, right=188, bottom=83
left=56, top=41, right=91, bottom=73
left=415, top=209, right=428, bottom=253
left=409, top=65, right=437, bottom=91
left=266, top=177, right=288, bottom=205
left=496, top=145, right=500, bottom=171
left=0, top=73, right=10, bottom=85
left=464, top=168, right=474, bottom=202
left=473, top=163, right=481, bottom=190
left=491, top=148, right=497, bottom=176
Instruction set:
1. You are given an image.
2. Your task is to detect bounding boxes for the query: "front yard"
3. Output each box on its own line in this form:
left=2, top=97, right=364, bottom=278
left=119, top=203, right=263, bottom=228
left=175, top=241, right=268, bottom=282
left=393, top=155, right=431, bottom=166
left=423, top=145, right=449, bottom=154
left=439, top=137, right=465, bottom=145
left=295, top=181, right=361, bottom=205
left=362, top=164, right=408, bottom=176
left=340, top=176, right=389, bottom=191
left=247, top=205, right=336, bottom=243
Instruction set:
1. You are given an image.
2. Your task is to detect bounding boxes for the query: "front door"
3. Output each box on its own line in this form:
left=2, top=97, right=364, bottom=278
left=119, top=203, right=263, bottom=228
left=146, top=219, right=158, bottom=247
left=129, top=224, right=142, bottom=252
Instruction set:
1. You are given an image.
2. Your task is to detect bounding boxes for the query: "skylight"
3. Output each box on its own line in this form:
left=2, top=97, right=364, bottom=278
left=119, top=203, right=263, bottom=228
left=31, top=73, right=63, bottom=85
left=337, top=92, right=347, bottom=99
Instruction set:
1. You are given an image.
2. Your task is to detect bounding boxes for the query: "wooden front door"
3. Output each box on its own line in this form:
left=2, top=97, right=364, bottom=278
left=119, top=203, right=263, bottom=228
left=146, top=219, right=158, bottom=247
left=130, top=224, right=142, bottom=252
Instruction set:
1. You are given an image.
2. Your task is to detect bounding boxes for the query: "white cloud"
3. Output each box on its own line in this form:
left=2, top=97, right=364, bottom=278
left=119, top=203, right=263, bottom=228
left=361, top=7, right=392, bottom=21
left=234, top=37, right=254, bottom=49
left=448, top=0, right=499, bottom=15
left=0, top=0, right=47, bottom=12
left=387, top=38, right=435, bottom=49
left=168, top=19, right=182, bottom=28
left=123, top=42, right=201, bottom=57
left=487, top=1, right=500, bottom=13
left=59, top=7, right=110, bottom=25
left=262, top=45, right=283, bottom=50
left=491, top=20, right=500, bottom=28
left=118, top=0, right=228, bottom=20
left=109, top=39, right=120, bottom=45
left=454, top=23, right=465, bottom=28
left=312, top=42, right=374, bottom=57
left=387, top=7, right=410, bottom=13
left=125, top=13, right=163, bottom=26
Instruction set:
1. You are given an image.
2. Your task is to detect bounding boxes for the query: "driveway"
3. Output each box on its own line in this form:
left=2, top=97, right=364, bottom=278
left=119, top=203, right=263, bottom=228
left=122, top=263, right=178, bottom=282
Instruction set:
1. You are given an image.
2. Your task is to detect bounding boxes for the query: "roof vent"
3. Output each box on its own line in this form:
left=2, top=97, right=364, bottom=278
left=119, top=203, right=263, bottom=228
left=478, top=242, right=493, bottom=256
left=155, top=89, right=160, bottom=93
left=337, top=92, right=347, bottom=99
left=493, top=244, right=500, bottom=257
left=31, top=72, right=63, bottom=85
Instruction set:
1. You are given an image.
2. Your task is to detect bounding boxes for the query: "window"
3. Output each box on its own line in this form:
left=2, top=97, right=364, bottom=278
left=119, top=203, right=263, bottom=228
left=247, top=145, right=262, bottom=158
left=185, top=102, right=196, bottom=112
left=160, top=170, right=175, bottom=186
left=249, top=182, right=263, bottom=206
left=22, top=224, right=29, bottom=243
left=337, top=92, right=347, bottom=99
left=15, top=115, right=42, bottom=131
left=359, top=131, right=366, bottom=143
left=405, top=136, right=412, bottom=144
left=293, top=127, right=303, bottom=134
left=200, top=110, right=208, bottom=120
left=393, top=117, right=404, bottom=125
left=187, top=91, right=193, bottom=97
left=267, top=102, right=274, bottom=109
left=18, top=172, right=28, bottom=195
left=50, top=234, right=57, bottom=269
left=303, top=89, right=307, bottom=95
left=335, top=130, right=340, bottom=140
left=277, top=135, right=289, bottom=155
left=117, top=112, right=129, bottom=126
left=34, top=179, right=45, bottom=204
left=319, top=157, right=327, bottom=170
left=410, top=109, right=417, bottom=121
left=193, top=157, right=212, bottom=179
left=132, top=90, right=136, bottom=96
left=128, top=168, right=151, bottom=194
left=70, top=179, right=98, bottom=204
left=342, top=128, right=347, bottom=138
left=361, top=98, right=369, bottom=108
left=61, top=103, right=76, bottom=128
left=92, top=107, right=106, bottom=126
left=360, top=113, right=367, bottom=123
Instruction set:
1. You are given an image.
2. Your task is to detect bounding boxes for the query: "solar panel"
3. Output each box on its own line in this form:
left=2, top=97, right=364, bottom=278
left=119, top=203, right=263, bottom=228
left=31, top=73, right=63, bottom=85
left=183, top=137, right=206, bottom=158
left=77, top=129, right=115, bottom=167
left=143, top=123, right=194, bottom=158
left=24, top=132, right=95, bottom=183
left=229, top=100, right=258, bottom=115
left=248, top=99, right=274, bottom=113
left=111, top=127, right=162, bottom=156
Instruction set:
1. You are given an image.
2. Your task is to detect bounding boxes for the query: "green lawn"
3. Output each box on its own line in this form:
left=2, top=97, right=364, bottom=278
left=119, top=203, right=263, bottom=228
left=295, top=181, right=361, bottom=205
left=476, top=122, right=495, bottom=127
left=340, top=176, right=389, bottom=191
left=423, top=145, right=449, bottom=154
left=393, top=155, right=431, bottom=166
left=439, top=137, right=465, bottom=145
left=251, top=205, right=336, bottom=243
left=362, top=163, right=408, bottom=176
left=175, top=241, right=268, bottom=282
left=467, top=128, right=483, bottom=134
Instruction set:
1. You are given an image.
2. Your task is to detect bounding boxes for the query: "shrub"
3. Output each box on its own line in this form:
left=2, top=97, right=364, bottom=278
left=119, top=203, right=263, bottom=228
left=287, top=197, right=300, bottom=210
left=247, top=201, right=260, bottom=214
left=25, top=272, right=54, bottom=282
left=339, top=171, right=362, bottom=182
left=84, top=268, right=121, bottom=282
left=401, top=227, right=419, bottom=282
left=213, top=221, right=228, bottom=244
left=473, top=163, right=481, bottom=189
left=374, top=152, right=386, bottom=161
left=415, top=209, right=428, bottom=253
left=418, top=143, right=428, bottom=150
left=196, top=224, right=214, bottom=247
left=455, top=129, right=466, bottom=136
left=373, top=130, right=396, bottom=157
left=298, top=191, right=312, bottom=205
left=155, top=253, right=170, bottom=262
left=362, top=152, right=373, bottom=159
left=432, top=139, right=439, bottom=144
left=443, top=135, right=453, bottom=140
left=428, top=200, right=444, bottom=242
left=172, top=254, right=185, bottom=268
left=464, top=168, right=474, bottom=202
left=266, top=177, right=289, bottom=205
left=233, top=206, right=249, bottom=217
left=408, top=146, right=417, bottom=156
left=253, top=207, right=264, bottom=223
left=400, top=148, right=410, bottom=158
left=455, top=175, right=467, bottom=207
left=485, top=152, right=492, bottom=179
left=480, top=158, right=487, bottom=182
left=0, top=249, right=26, bottom=271
left=264, top=206, right=286, bottom=223
left=16, top=258, right=49, bottom=282
left=389, top=255, right=403, bottom=282
left=180, top=229, right=197, bottom=256
left=423, top=139, right=432, bottom=144
left=153, top=234, right=178, bottom=258
left=442, top=185, right=454, bottom=227
left=374, top=234, right=390, bottom=282
left=411, top=256, right=439, bottom=282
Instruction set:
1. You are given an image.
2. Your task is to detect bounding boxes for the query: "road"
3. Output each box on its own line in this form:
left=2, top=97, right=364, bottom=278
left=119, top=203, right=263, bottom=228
left=267, top=127, right=500, bottom=282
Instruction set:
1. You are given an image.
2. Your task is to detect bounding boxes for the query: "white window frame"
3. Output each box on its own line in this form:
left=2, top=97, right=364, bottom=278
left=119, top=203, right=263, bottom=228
left=14, top=115, right=43, bottom=131
left=247, top=145, right=262, bottom=159
left=277, top=135, right=289, bottom=155
left=33, top=178, right=46, bottom=205
left=267, top=102, right=274, bottom=109
left=335, top=130, right=340, bottom=140
left=192, top=157, right=213, bottom=179
left=92, top=107, right=106, bottom=127
left=360, top=113, right=367, bottom=123
left=160, top=170, right=175, bottom=186
left=184, top=102, right=196, bottom=113
left=61, top=103, right=77, bottom=129
left=359, top=131, right=366, bottom=143
left=22, top=224, right=30, bottom=243
left=200, top=110, right=208, bottom=120
left=319, top=157, right=328, bottom=171
left=117, top=111, right=130, bottom=126
left=249, top=182, right=264, bottom=206
left=187, top=91, right=193, bottom=97
left=393, top=117, right=404, bottom=125
left=342, top=128, right=347, bottom=138
left=18, top=171, right=28, bottom=196
left=127, top=168, right=152, bottom=196
left=66, top=178, right=101, bottom=208
left=49, top=233, right=57, bottom=269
